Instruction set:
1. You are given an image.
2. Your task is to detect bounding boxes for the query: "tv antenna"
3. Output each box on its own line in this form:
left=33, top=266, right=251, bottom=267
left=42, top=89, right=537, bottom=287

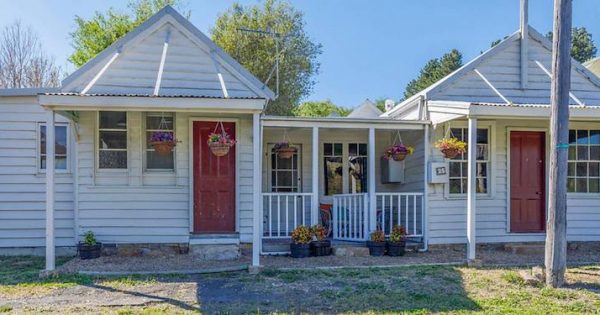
left=237, top=27, right=293, bottom=98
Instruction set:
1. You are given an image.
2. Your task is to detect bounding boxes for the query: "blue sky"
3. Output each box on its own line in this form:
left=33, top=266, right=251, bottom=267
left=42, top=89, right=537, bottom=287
left=1, top=0, right=599, bottom=108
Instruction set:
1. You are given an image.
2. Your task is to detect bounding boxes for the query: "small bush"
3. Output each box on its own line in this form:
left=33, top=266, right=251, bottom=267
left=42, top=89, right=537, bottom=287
left=501, top=271, right=525, bottom=285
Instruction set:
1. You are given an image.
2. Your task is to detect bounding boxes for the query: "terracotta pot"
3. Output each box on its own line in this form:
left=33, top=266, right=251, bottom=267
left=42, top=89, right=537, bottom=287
left=277, top=147, right=297, bottom=159
left=441, top=148, right=460, bottom=159
left=151, top=141, right=175, bottom=155
left=392, top=152, right=407, bottom=161
left=208, top=142, right=231, bottom=157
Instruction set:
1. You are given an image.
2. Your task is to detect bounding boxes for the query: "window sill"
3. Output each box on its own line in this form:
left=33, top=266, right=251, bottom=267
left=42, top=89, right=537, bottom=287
left=566, top=193, right=600, bottom=199
left=445, top=194, right=494, bottom=200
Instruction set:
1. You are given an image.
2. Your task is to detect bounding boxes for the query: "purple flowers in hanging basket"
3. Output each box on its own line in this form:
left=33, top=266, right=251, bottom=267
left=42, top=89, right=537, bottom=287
left=383, top=143, right=414, bottom=160
left=150, top=131, right=176, bottom=143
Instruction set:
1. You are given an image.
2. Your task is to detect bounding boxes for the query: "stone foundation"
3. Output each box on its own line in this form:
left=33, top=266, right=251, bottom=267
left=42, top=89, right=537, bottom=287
left=190, top=244, right=240, bottom=260
left=101, top=243, right=189, bottom=257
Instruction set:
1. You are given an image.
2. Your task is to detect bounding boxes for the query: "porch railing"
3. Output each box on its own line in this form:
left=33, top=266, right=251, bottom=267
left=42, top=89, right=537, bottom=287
left=332, top=193, right=369, bottom=241
left=262, top=192, right=312, bottom=239
left=376, top=192, right=424, bottom=237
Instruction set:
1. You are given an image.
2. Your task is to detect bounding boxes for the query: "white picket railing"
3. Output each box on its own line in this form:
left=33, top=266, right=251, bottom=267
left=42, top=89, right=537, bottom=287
left=332, top=193, right=369, bottom=241
left=376, top=192, right=424, bottom=237
left=262, top=192, right=312, bottom=239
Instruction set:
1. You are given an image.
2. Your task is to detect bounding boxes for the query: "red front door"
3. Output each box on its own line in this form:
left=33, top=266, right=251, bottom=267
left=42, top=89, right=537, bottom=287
left=193, top=121, right=236, bottom=234
left=510, top=131, right=545, bottom=233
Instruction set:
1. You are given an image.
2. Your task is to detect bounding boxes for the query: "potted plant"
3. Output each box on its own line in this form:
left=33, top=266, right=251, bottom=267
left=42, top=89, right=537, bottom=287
left=387, top=225, right=407, bottom=256
left=310, top=224, right=331, bottom=256
left=434, top=138, right=467, bottom=159
left=78, top=231, right=101, bottom=260
left=290, top=225, right=312, bottom=258
left=149, top=131, right=178, bottom=155
left=274, top=141, right=297, bottom=159
left=366, top=230, right=386, bottom=256
left=383, top=143, right=414, bottom=161
left=207, top=132, right=236, bottom=157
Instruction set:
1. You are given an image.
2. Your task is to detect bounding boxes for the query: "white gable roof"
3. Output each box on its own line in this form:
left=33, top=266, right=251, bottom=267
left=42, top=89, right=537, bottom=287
left=347, top=99, right=383, bottom=118
left=385, top=26, right=600, bottom=118
left=61, top=6, right=274, bottom=99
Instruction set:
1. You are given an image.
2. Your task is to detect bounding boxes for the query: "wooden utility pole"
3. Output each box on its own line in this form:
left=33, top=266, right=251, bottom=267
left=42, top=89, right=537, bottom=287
left=545, top=0, right=572, bottom=288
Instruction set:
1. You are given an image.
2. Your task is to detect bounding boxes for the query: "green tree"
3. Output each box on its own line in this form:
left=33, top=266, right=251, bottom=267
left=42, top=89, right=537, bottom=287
left=546, top=27, right=597, bottom=63
left=69, top=0, right=189, bottom=67
left=404, top=49, right=462, bottom=99
left=293, top=100, right=350, bottom=117
left=211, top=0, right=322, bottom=115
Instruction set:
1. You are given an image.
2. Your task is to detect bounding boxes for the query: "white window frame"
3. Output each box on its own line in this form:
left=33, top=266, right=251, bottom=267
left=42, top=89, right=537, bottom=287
left=444, top=121, right=495, bottom=199
left=268, top=143, right=302, bottom=192
left=37, top=122, right=70, bottom=173
left=143, top=112, right=176, bottom=172
left=567, top=128, right=600, bottom=194
left=96, top=111, right=128, bottom=171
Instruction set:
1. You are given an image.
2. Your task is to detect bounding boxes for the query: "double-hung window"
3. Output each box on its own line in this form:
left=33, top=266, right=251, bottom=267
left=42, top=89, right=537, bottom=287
left=568, top=129, right=600, bottom=193
left=98, top=111, right=127, bottom=169
left=39, top=123, right=68, bottom=171
left=348, top=143, right=368, bottom=193
left=323, top=143, right=343, bottom=196
left=448, top=128, right=489, bottom=194
left=270, top=145, right=301, bottom=192
left=145, top=113, right=175, bottom=170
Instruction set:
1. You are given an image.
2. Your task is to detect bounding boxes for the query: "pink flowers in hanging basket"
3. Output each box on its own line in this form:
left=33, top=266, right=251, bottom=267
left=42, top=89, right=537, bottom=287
left=150, top=131, right=178, bottom=155
left=207, top=132, right=236, bottom=157
left=383, top=143, right=414, bottom=161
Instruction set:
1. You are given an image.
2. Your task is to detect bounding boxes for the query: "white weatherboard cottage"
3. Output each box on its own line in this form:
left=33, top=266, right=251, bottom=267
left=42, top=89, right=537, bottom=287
left=1, top=5, right=600, bottom=270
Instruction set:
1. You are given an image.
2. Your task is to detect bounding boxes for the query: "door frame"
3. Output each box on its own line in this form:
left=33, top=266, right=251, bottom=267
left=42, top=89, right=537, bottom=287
left=188, top=117, right=240, bottom=234
left=506, top=127, right=549, bottom=234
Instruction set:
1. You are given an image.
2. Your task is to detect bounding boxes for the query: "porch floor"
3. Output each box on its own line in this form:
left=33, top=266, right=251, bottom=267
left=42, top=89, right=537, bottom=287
left=56, top=244, right=600, bottom=274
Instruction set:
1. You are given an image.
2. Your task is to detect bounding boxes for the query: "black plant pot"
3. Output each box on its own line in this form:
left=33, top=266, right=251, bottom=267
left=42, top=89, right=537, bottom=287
left=290, top=243, right=311, bottom=258
left=366, top=240, right=386, bottom=256
left=311, top=240, right=331, bottom=256
left=78, top=242, right=102, bottom=260
left=387, top=240, right=406, bottom=256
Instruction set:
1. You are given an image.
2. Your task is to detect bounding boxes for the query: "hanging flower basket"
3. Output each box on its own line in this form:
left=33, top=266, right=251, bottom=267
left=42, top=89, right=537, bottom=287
left=383, top=143, right=414, bottom=161
left=207, top=122, right=236, bottom=157
left=435, top=138, right=467, bottom=159
left=274, top=142, right=297, bottom=159
left=150, top=131, right=178, bottom=155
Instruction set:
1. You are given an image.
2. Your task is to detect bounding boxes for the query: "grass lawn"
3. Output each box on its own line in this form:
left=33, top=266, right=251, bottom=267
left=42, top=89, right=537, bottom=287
left=1, top=256, right=600, bottom=314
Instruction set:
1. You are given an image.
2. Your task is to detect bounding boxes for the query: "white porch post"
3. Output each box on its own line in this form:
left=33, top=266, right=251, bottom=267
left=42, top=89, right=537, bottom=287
left=467, top=117, right=477, bottom=261
left=311, top=127, right=319, bottom=225
left=368, top=127, right=376, bottom=232
left=252, top=112, right=261, bottom=267
left=45, top=110, right=56, bottom=271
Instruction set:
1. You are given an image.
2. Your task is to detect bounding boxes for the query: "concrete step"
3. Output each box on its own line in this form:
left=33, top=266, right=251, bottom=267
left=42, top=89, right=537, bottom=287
left=332, top=246, right=369, bottom=257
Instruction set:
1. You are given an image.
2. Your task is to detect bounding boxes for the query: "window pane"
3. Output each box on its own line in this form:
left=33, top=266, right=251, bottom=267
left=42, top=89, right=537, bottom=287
left=323, top=143, right=332, bottom=156
left=476, top=178, right=487, bottom=193
left=276, top=172, right=293, bottom=187
left=569, top=130, right=577, bottom=144
left=348, top=143, right=357, bottom=156
left=577, top=146, right=589, bottom=160
left=577, top=130, right=589, bottom=145
left=449, top=162, right=461, bottom=177
left=567, top=178, right=576, bottom=192
left=276, top=156, right=292, bottom=170
left=41, top=156, right=67, bottom=170
left=146, top=114, right=173, bottom=130
left=476, top=162, right=487, bottom=177
left=591, top=130, right=600, bottom=145
left=477, top=129, right=488, bottom=144
left=589, top=178, right=600, bottom=193
left=146, top=151, right=174, bottom=169
left=591, top=146, right=600, bottom=160
left=576, top=178, right=588, bottom=192
left=450, top=128, right=463, bottom=141
left=449, top=179, right=462, bottom=194
left=349, top=156, right=367, bottom=193
left=100, top=112, right=127, bottom=129
left=359, top=144, right=367, bottom=156
left=40, top=125, right=68, bottom=170
left=590, top=162, right=600, bottom=177
left=476, top=144, right=488, bottom=160
left=568, top=162, right=576, bottom=176
left=99, top=131, right=127, bottom=149
left=568, top=145, right=576, bottom=160
left=576, top=162, right=588, bottom=177
left=324, top=156, right=343, bottom=195
left=99, top=151, right=127, bottom=169
left=334, top=143, right=343, bottom=155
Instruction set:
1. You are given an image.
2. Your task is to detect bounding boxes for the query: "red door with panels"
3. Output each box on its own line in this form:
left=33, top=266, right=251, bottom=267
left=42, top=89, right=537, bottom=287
left=510, top=131, right=546, bottom=233
left=193, top=121, right=236, bottom=233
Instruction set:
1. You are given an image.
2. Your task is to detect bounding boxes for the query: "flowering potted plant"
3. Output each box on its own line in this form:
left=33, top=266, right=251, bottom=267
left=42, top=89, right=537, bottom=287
left=310, top=224, right=331, bottom=256
left=434, top=138, right=467, bottom=159
left=366, top=229, right=386, bottom=256
left=387, top=225, right=407, bottom=256
left=290, top=225, right=312, bottom=258
left=77, top=230, right=101, bottom=260
left=207, top=132, right=236, bottom=157
left=274, top=141, right=297, bottom=159
left=150, top=131, right=178, bottom=155
left=383, top=143, right=414, bottom=161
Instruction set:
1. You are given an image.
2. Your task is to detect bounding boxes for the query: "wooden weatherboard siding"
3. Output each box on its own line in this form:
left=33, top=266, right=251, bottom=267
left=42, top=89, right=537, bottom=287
left=76, top=112, right=256, bottom=244
left=0, top=97, right=75, bottom=247
left=427, top=119, right=600, bottom=245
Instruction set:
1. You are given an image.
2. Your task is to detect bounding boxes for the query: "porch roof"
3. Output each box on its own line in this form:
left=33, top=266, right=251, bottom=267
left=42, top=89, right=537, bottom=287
left=261, top=115, right=428, bottom=130
left=427, top=100, right=600, bottom=124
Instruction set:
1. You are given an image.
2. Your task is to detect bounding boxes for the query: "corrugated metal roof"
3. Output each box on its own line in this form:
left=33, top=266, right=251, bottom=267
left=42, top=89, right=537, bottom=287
left=44, top=92, right=264, bottom=99
left=471, top=102, right=600, bottom=108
